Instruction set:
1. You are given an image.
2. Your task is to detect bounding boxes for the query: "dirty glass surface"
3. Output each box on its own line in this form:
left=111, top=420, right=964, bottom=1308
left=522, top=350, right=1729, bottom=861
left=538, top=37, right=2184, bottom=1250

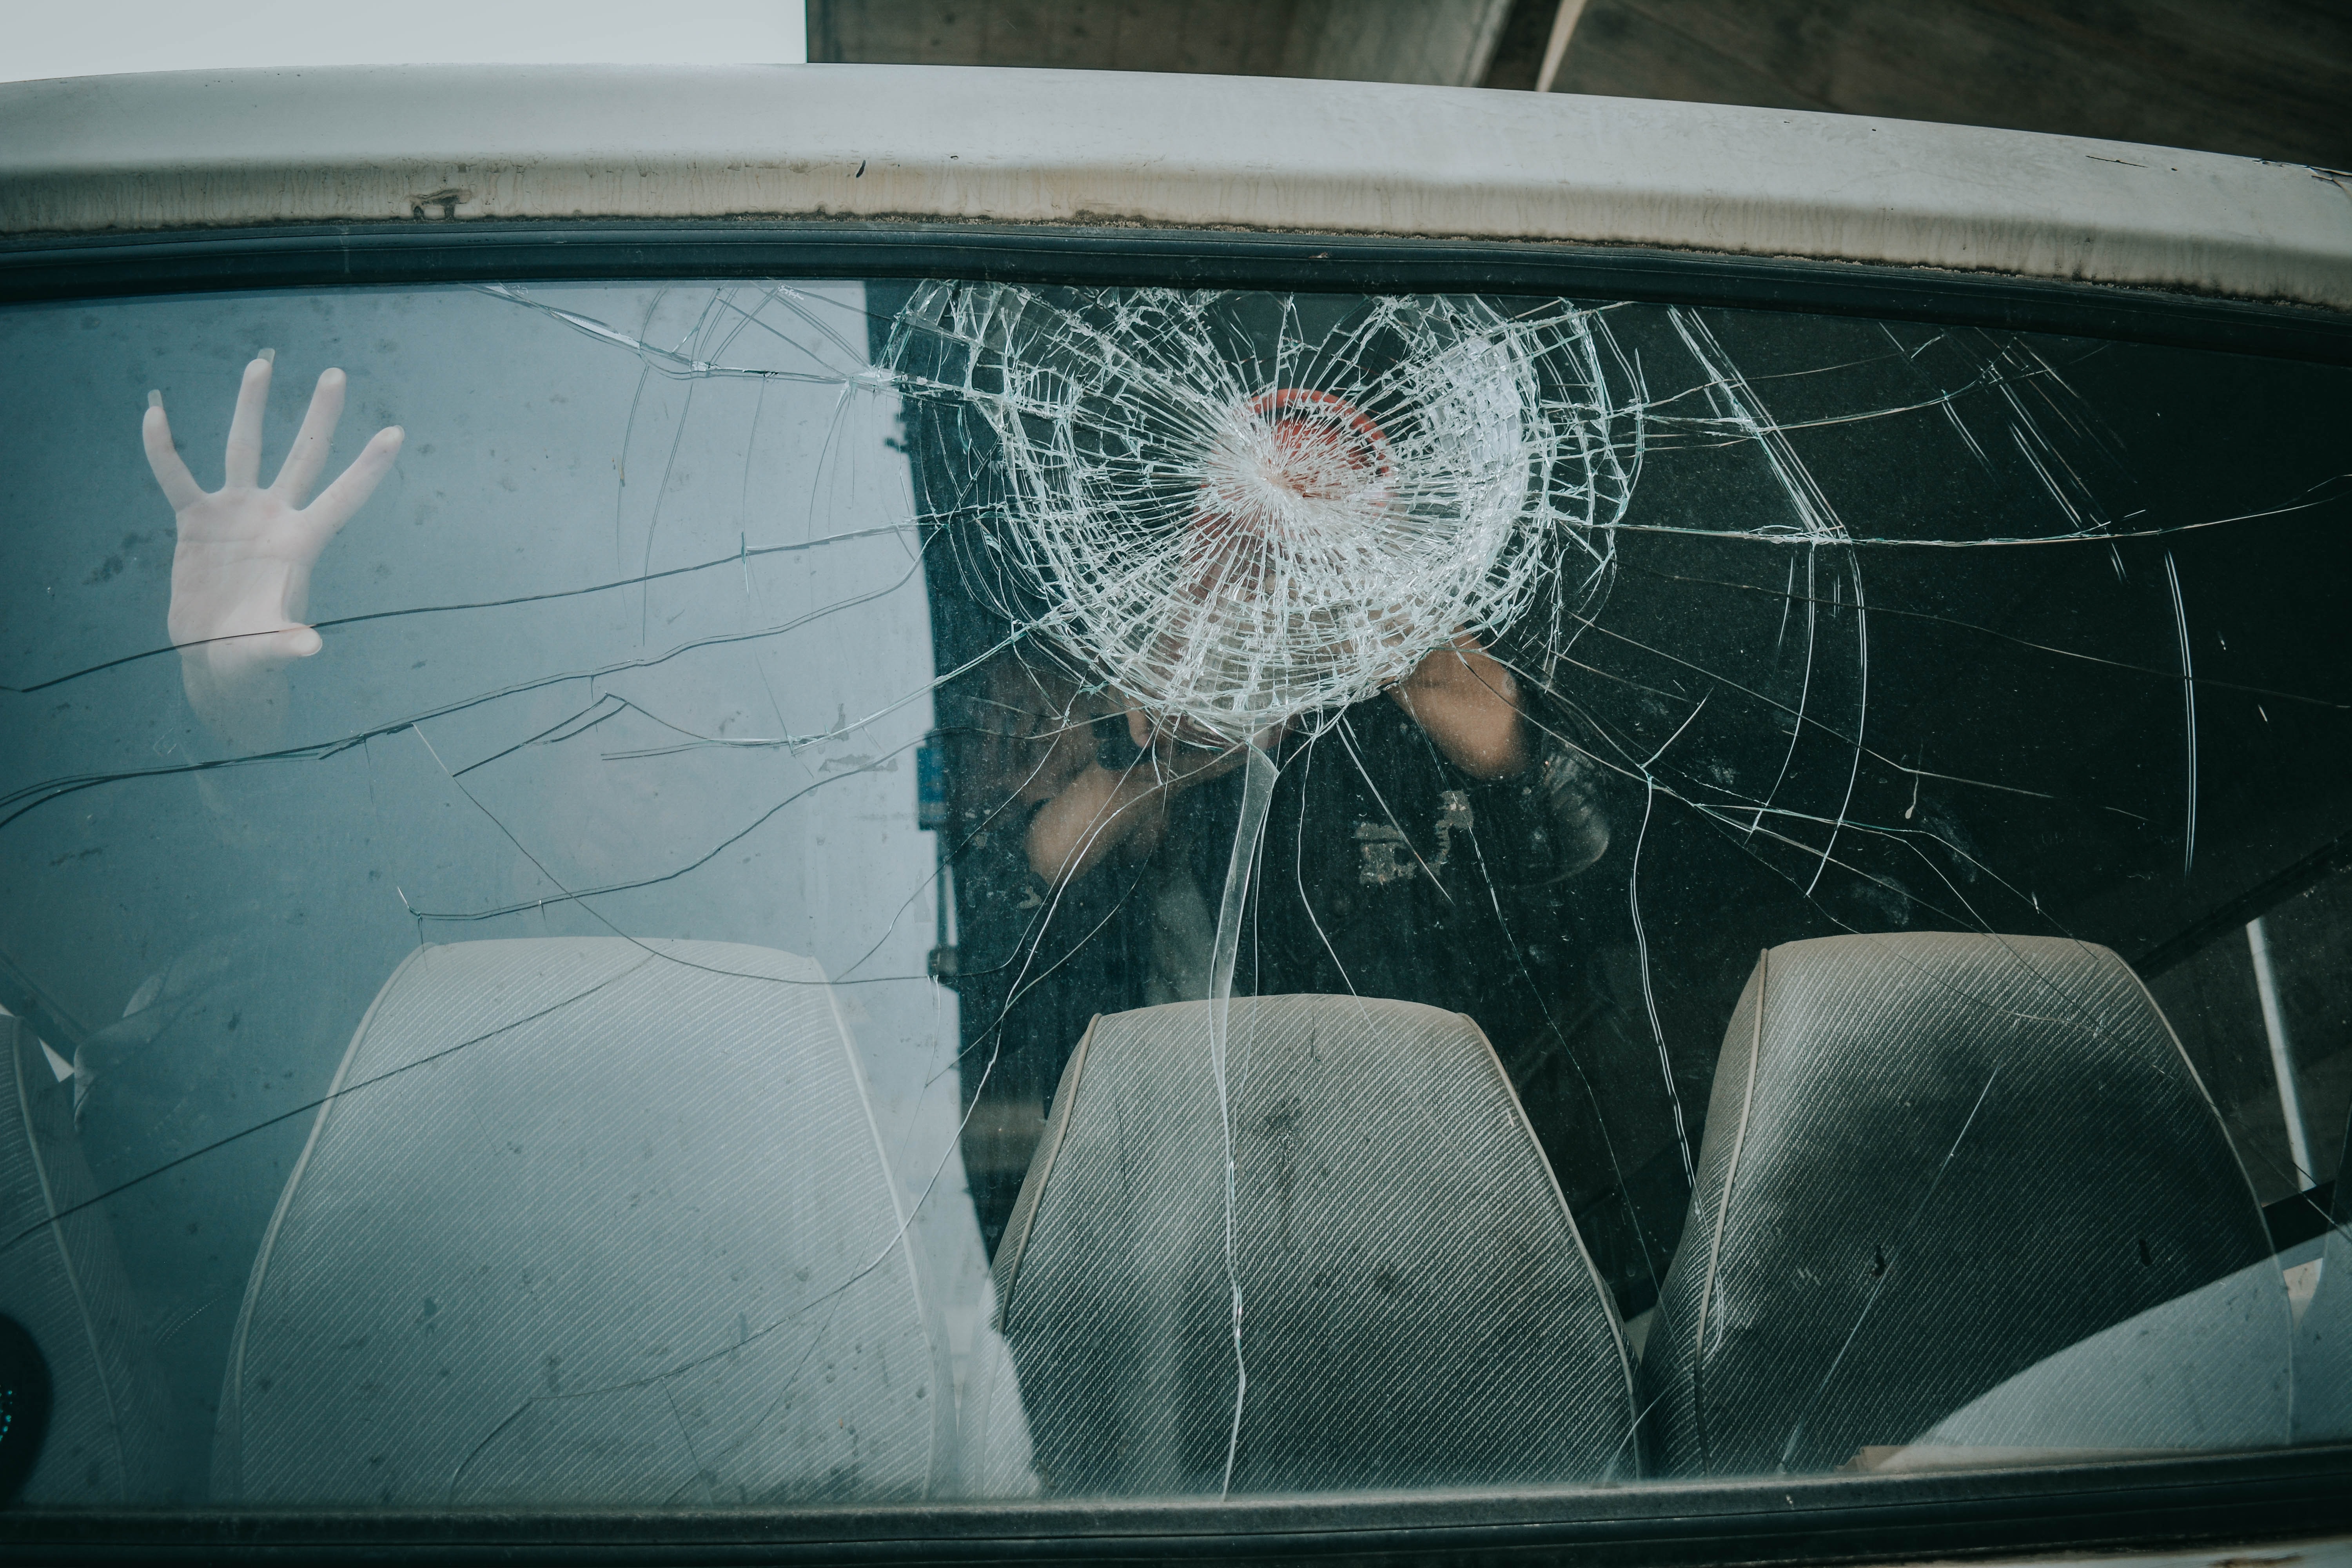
left=0, top=278, right=2347, bottom=1507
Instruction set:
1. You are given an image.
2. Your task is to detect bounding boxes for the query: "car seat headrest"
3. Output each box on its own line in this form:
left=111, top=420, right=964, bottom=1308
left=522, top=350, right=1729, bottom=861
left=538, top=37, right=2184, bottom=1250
left=991, top=994, right=1635, bottom=1495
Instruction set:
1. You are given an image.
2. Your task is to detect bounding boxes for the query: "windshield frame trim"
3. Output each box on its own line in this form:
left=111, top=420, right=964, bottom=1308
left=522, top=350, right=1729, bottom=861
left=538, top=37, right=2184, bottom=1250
left=4, top=1445, right=2348, bottom=1563
left=2, top=220, right=2348, bottom=367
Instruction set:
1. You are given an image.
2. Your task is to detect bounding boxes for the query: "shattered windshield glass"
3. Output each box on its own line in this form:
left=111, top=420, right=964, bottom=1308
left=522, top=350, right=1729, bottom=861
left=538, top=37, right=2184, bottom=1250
left=0, top=278, right=2346, bottom=1507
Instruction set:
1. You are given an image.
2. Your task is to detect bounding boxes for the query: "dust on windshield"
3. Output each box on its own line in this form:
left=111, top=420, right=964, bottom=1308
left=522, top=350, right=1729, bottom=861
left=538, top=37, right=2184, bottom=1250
left=1, top=279, right=2346, bottom=1505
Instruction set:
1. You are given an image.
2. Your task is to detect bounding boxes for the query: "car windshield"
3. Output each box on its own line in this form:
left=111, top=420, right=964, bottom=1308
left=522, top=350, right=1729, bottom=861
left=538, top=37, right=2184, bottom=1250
left=0, top=277, right=2345, bottom=1507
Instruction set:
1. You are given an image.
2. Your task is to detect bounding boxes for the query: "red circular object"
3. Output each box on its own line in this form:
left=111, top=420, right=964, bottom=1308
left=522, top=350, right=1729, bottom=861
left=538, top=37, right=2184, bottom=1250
left=1185, top=388, right=1394, bottom=566
left=1240, top=387, right=1394, bottom=497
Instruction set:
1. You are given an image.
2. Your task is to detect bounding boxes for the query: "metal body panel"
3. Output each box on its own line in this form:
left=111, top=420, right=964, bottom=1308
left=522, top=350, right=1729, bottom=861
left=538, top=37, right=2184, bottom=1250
left=1, top=65, right=2347, bottom=310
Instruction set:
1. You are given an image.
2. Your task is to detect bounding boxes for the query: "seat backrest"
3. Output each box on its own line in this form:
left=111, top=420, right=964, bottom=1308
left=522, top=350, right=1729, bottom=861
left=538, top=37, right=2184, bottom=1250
left=989, top=995, right=1634, bottom=1496
left=213, top=938, right=955, bottom=1504
left=1640, top=933, right=2283, bottom=1476
left=0, top=1014, right=177, bottom=1502
left=2292, top=1098, right=2350, bottom=1443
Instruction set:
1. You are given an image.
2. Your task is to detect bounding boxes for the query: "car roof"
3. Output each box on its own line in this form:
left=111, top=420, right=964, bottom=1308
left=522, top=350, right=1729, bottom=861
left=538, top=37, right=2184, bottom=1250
left=2, top=64, right=2347, bottom=310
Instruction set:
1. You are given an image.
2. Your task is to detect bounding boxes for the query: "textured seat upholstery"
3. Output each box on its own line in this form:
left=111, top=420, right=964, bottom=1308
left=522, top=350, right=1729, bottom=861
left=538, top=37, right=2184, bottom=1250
left=2292, top=1102, right=2350, bottom=1443
left=989, top=995, right=1635, bottom=1496
left=0, top=1014, right=176, bottom=1502
left=213, top=938, right=955, bottom=1504
left=1640, top=933, right=2283, bottom=1476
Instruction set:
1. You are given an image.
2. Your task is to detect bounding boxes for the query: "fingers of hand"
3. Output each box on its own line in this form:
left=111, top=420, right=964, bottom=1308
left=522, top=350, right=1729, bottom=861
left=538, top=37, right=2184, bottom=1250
left=270, top=367, right=348, bottom=503
left=142, top=402, right=204, bottom=512
left=304, top=424, right=403, bottom=533
left=222, top=354, right=275, bottom=489
left=196, top=624, right=321, bottom=676
left=230, top=626, right=323, bottom=663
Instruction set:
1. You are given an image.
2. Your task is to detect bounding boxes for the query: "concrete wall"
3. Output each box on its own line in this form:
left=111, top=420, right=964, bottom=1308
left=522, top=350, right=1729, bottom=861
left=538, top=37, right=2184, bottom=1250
left=808, top=0, right=1516, bottom=87
left=1550, top=0, right=2352, bottom=169
left=810, top=0, right=2352, bottom=168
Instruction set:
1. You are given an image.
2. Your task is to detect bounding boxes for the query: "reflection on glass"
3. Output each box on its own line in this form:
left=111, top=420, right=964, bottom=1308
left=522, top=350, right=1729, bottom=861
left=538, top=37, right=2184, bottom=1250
left=0, top=280, right=2345, bottom=1506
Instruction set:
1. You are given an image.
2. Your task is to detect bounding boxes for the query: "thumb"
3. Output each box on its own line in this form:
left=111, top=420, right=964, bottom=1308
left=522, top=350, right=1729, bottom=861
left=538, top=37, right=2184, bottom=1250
left=285, top=625, right=323, bottom=658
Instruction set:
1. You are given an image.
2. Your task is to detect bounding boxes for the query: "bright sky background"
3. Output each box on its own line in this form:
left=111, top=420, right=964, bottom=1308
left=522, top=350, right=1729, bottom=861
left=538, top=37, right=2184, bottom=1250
left=4, top=0, right=809, bottom=83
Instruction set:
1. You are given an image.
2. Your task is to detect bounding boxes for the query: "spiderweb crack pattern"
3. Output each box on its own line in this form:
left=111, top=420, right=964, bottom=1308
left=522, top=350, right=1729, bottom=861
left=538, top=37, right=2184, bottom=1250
left=886, top=284, right=1632, bottom=740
